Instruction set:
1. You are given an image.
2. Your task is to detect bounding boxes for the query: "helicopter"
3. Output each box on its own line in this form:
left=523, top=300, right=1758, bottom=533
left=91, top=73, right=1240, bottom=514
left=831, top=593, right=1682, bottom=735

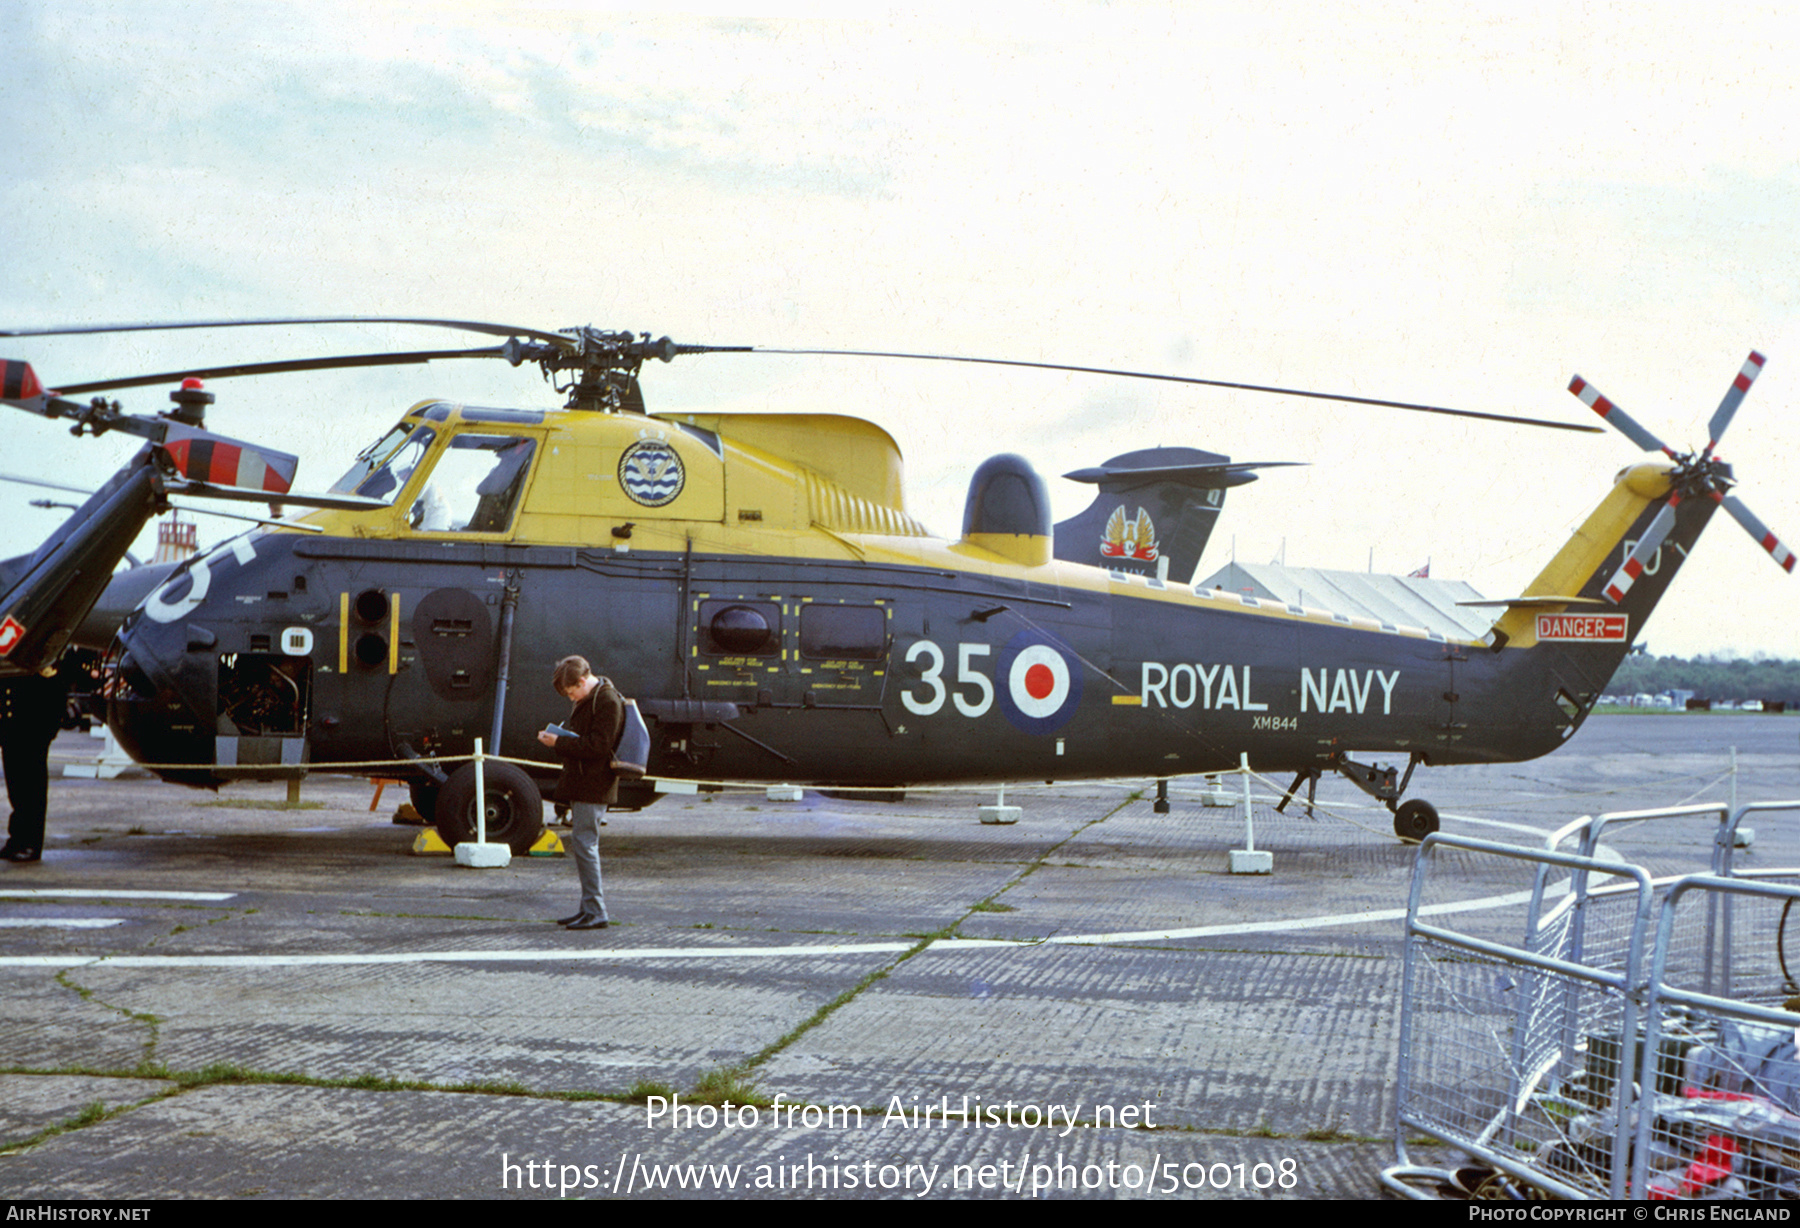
left=0, top=319, right=1791, bottom=851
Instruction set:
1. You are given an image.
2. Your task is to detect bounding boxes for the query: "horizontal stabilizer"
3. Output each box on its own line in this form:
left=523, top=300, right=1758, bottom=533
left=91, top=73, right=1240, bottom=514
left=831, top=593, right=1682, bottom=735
left=1457, top=595, right=1610, bottom=608
left=1063, top=456, right=1300, bottom=490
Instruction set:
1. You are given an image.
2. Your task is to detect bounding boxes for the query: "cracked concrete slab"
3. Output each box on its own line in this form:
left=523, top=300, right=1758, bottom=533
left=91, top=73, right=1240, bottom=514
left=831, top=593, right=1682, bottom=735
left=1, top=717, right=1795, bottom=1199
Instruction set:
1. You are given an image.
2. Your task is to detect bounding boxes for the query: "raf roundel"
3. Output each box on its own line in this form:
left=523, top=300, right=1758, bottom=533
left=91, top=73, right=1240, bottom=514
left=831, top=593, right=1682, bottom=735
left=997, top=630, right=1082, bottom=735
left=619, top=439, right=685, bottom=507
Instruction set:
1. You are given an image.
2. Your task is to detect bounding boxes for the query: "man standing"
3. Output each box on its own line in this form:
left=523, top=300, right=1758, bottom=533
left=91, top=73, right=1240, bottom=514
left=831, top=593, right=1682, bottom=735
left=0, top=660, right=73, bottom=864
left=537, top=655, right=623, bottom=930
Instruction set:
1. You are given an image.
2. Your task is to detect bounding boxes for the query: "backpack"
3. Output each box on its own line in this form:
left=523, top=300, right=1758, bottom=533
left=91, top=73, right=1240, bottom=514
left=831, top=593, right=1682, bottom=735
left=609, top=694, right=650, bottom=780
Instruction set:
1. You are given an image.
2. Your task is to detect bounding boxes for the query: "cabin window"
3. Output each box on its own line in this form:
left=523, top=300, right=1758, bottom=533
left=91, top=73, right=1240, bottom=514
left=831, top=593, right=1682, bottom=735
left=331, top=424, right=437, bottom=503
left=799, top=605, right=886, bottom=660
left=699, top=601, right=780, bottom=657
left=406, top=434, right=538, bottom=533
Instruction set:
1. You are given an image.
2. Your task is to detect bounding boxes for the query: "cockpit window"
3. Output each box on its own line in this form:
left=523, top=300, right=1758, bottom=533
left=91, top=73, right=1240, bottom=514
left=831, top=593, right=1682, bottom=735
left=405, top=434, right=537, bottom=534
left=330, top=424, right=437, bottom=503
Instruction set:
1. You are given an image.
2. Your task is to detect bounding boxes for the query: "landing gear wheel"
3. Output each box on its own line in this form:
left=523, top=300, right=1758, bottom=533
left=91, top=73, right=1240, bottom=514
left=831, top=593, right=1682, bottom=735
left=1393, top=798, right=1439, bottom=842
left=435, top=761, right=544, bottom=855
left=408, top=779, right=441, bottom=825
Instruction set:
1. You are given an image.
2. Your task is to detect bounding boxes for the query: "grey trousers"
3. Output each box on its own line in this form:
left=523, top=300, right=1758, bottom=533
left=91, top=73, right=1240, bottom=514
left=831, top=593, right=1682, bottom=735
left=569, top=801, right=608, bottom=920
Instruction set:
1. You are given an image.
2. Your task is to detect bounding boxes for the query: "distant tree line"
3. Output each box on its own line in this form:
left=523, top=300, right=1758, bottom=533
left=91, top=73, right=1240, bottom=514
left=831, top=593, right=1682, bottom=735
left=1607, top=654, right=1800, bottom=705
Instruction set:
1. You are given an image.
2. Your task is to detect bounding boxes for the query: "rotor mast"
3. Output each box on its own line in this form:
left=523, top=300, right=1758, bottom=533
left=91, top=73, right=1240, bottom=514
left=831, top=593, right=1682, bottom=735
left=501, top=329, right=750, bottom=414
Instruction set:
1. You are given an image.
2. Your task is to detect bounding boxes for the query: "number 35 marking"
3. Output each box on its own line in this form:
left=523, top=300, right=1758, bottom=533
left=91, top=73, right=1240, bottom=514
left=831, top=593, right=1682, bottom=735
left=902, top=640, right=993, bottom=717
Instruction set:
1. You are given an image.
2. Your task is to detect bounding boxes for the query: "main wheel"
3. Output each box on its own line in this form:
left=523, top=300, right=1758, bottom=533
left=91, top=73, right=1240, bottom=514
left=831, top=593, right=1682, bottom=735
left=408, top=779, right=440, bottom=824
left=1393, top=798, right=1439, bottom=842
left=436, top=761, right=545, bottom=854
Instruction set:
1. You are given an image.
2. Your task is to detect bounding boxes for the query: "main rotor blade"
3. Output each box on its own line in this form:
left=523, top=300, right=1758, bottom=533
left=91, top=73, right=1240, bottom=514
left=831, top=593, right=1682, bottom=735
left=1601, top=497, right=1681, bottom=604
left=758, top=348, right=1601, bottom=433
left=1567, top=375, right=1676, bottom=457
left=0, top=469, right=322, bottom=530
left=1715, top=492, right=1797, bottom=574
left=163, top=482, right=392, bottom=513
left=0, top=470, right=90, bottom=495
left=53, top=347, right=508, bottom=394
left=1705, top=351, right=1766, bottom=457
left=0, top=316, right=576, bottom=349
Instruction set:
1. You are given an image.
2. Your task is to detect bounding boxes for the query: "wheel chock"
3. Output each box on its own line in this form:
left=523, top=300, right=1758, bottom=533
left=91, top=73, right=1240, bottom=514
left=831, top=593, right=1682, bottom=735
left=529, top=829, right=565, bottom=856
left=411, top=828, right=454, bottom=855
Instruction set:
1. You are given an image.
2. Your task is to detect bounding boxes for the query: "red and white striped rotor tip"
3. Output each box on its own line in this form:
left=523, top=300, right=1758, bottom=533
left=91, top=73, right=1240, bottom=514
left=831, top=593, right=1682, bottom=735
left=1601, top=497, right=1681, bottom=605
left=1706, top=351, right=1766, bottom=455
left=1568, top=375, right=1675, bottom=458
left=1715, top=492, right=1797, bottom=575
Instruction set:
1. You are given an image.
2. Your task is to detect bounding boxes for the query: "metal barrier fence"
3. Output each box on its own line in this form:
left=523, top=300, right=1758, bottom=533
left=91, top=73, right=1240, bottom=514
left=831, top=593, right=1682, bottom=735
left=1382, top=801, right=1800, bottom=1200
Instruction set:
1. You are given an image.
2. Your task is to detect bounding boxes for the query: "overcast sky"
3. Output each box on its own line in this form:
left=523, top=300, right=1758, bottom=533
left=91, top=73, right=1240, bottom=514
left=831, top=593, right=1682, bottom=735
left=3, top=1, right=1796, bottom=658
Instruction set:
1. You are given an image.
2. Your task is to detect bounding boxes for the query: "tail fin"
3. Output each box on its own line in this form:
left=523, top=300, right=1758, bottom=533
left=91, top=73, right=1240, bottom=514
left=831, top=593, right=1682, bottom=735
left=1053, top=447, right=1296, bottom=583
left=1488, top=460, right=1718, bottom=694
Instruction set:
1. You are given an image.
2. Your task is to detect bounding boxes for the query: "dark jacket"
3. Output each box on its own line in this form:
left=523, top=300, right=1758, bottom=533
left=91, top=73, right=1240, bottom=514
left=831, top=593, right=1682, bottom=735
left=0, top=670, right=71, bottom=744
left=552, top=678, right=624, bottom=805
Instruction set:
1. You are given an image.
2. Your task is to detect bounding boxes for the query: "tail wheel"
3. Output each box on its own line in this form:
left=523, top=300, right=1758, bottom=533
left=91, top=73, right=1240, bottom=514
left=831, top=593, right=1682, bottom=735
left=436, top=761, right=544, bottom=854
left=1393, top=798, right=1439, bottom=842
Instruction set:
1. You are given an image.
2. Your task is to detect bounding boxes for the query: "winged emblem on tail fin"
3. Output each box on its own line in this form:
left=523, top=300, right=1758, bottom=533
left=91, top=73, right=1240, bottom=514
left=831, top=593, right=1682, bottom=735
left=1100, top=505, right=1158, bottom=562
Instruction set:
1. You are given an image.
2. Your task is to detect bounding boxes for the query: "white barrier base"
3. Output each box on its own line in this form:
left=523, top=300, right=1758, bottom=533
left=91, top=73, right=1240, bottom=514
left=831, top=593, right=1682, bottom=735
left=454, top=842, right=512, bottom=868
left=1199, top=777, right=1233, bottom=807
left=1229, top=849, right=1273, bottom=874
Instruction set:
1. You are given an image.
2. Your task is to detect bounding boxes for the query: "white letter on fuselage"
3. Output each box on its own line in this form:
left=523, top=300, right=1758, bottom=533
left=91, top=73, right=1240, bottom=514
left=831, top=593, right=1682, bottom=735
left=1141, top=661, right=1168, bottom=707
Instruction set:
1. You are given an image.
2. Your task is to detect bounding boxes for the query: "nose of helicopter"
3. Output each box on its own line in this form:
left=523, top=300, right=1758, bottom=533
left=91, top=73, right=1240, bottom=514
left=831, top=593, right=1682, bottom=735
left=105, top=616, right=224, bottom=787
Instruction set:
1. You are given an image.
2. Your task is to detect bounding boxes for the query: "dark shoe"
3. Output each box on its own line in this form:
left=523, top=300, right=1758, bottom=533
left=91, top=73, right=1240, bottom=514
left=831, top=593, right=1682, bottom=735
left=1, top=846, right=41, bottom=863
left=566, top=915, right=610, bottom=930
left=554, top=912, right=585, bottom=926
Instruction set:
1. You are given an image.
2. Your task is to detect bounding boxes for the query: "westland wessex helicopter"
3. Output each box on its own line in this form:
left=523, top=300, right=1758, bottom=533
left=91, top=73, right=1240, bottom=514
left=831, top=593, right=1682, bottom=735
left=1, top=319, right=1792, bottom=850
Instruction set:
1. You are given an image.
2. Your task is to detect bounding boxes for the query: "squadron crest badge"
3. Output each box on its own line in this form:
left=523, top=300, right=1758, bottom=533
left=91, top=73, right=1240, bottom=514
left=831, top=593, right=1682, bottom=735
left=619, top=439, right=685, bottom=507
left=1100, top=505, right=1158, bottom=562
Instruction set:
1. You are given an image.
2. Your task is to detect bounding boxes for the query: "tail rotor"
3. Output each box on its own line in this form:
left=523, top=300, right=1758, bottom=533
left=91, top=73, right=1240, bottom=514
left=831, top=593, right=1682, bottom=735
left=1570, top=351, right=1794, bottom=605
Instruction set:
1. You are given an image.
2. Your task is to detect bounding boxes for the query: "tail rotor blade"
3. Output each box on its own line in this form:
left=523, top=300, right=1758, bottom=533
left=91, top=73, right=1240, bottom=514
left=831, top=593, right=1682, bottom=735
left=1601, top=497, right=1681, bottom=604
left=1704, top=351, right=1766, bottom=458
left=1716, top=492, right=1797, bottom=574
left=1569, top=375, right=1676, bottom=457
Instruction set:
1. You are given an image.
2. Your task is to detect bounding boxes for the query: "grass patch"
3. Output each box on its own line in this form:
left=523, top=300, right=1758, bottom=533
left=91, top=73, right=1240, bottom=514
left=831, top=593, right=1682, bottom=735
left=968, top=901, right=1016, bottom=913
left=690, top=1068, right=769, bottom=1107
left=198, top=800, right=324, bottom=811
left=0, top=1100, right=112, bottom=1155
left=625, top=1080, right=676, bottom=1104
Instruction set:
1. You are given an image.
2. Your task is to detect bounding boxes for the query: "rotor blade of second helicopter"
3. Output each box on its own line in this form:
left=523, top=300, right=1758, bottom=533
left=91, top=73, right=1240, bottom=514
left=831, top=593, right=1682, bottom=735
left=756, top=348, right=1603, bottom=433
left=0, top=317, right=576, bottom=347
left=53, top=347, right=509, bottom=394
